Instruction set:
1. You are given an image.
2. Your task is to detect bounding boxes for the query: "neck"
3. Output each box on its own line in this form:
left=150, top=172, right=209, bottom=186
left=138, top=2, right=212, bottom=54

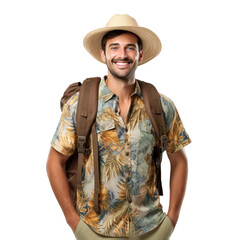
left=106, top=72, right=136, bottom=101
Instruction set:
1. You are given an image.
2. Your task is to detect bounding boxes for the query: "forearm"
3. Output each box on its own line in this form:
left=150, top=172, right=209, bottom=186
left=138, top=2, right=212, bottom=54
left=167, top=149, right=188, bottom=226
left=46, top=147, right=79, bottom=230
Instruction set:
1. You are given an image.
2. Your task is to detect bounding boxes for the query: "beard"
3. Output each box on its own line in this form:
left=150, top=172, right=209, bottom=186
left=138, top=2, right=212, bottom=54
left=106, top=57, right=138, bottom=81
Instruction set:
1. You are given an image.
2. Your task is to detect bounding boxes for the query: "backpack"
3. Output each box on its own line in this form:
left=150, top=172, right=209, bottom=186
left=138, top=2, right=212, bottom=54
left=60, top=77, right=168, bottom=213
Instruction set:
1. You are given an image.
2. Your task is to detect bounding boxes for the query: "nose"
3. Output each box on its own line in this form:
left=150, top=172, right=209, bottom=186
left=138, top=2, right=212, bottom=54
left=118, top=47, right=128, bottom=59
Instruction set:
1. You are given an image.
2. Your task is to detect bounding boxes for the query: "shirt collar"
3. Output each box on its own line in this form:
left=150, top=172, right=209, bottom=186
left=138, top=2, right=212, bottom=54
left=100, top=76, right=116, bottom=102
left=132, top=80, right=142, bottom=98
left=100, top=76, right=142, bottom=103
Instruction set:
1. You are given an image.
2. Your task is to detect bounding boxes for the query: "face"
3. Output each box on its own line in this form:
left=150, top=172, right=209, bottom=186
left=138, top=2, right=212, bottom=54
left=100, top=33, right=143, bottom=81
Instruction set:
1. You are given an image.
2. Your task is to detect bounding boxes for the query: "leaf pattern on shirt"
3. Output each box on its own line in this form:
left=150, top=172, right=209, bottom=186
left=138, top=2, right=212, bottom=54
left=133, top=152, right=157, bottom=206
left=128, top=97, right=148, bottom=130
left=145, top=154, right=157, bottom=197
left=83, top=183, right=111, bottom=229
left=167, top=107, right=190, bottom=153
left=102, top=154, right=124, bottom=182
left=51, top=78, right=191, bottom=237
left=96, top=183, right=111, bottom=213
left=97, top=107, right=120, bottom=124
left=84, top=152, right=93, bottom=179
left=57, top=132, right=76, bottom=155
left=100, top=129, right=121, bottom=152
left=102, top=201, right=129, bottom=236
left=82, top=207, right=99, bottom=229
left=117, top=179, right=127, bottom=201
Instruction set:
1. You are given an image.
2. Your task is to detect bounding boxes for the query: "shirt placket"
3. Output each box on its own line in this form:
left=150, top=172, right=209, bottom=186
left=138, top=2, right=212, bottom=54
left=125, top=123, right=132, bottom=206
left=114, top=96, right=132, bottom=207
left=113, top=92, right=136, bottom=234
left=125, top=97, right=136, bottom=223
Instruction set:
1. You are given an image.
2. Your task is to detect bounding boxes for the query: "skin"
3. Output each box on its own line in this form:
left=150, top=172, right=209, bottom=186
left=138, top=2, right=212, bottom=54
left=100, top=33, right=143, bottom=123
left=167, top=149, right=188, bottom=228
left=46, top=32, right=188, bottom=233
left=46, top=148, right=80, bottom=232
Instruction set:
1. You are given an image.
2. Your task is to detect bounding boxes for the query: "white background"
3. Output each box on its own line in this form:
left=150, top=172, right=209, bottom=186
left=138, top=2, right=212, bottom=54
left=0, top=0, right=239, bottom=239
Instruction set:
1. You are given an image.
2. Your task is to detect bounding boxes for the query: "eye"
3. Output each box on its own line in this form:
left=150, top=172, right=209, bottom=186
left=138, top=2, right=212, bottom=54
left=127, top=46, right=136, bottom=51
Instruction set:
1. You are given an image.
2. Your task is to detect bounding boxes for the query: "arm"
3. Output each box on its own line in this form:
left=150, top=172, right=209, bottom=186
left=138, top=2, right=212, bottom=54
left=167, top=148, right=188, bottom=227
left=46, top=147, right=80, bottom=232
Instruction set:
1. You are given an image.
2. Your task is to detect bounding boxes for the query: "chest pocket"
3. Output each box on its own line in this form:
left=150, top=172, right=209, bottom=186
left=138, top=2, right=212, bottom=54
left=97, top=118, right=115, bottom=133
left=139, top=123, right=155, bottom=142
left=97, top=118, right=120, bottom=150
left=131, top=122, right=156, bottom=154
left=139, top=122, right=154, bottom=134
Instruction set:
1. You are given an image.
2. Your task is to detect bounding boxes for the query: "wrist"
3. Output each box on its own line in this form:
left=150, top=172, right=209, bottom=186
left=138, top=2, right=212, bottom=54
left=66, top=211, right=80, bottom=232
left=167, top=211, right=179, bottom=228
left=65, top=209, right=79, bottom=224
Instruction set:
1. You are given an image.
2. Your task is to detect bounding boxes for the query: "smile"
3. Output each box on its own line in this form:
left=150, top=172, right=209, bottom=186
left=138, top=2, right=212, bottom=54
left=115, top=62, right=129, bottom=66
left=112, top=59, right=133, bottom=68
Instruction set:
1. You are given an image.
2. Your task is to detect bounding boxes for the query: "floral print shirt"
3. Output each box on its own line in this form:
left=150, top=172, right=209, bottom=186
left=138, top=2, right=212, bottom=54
left=51, top=77, right=191, bottom=237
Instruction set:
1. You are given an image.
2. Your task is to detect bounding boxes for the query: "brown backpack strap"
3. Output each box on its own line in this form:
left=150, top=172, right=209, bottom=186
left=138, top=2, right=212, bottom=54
left=76, top=77, right=101, bottom=213
left=137, top=80, right=168, bottom=195
left=92, top=122, right=100, bottom=213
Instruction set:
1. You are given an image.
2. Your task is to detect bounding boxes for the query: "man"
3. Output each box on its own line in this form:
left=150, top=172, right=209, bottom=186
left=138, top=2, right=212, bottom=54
left=47, top=14, right=191, bottom=240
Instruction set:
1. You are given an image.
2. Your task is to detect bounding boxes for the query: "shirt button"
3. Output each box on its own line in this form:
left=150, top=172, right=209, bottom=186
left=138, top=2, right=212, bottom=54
left=126, top=152, right=129, bottom=156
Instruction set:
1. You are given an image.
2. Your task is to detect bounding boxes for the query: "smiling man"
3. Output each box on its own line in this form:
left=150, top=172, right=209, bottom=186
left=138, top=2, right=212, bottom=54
left=101, top=31, right=143, bottom=82
left=47, top=14, right=191, bottom=240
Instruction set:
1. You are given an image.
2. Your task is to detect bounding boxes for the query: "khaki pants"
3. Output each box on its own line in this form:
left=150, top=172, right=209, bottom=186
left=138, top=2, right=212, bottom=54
left=75, top=216, right=174, bottom=240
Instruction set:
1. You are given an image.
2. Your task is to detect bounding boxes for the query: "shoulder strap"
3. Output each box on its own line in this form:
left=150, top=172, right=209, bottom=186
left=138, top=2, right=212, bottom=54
left=76, top=77, right=101, bottom=213
left=137, top=80, right=168, bottom=195
left=76, top=77, right=101, bottom=138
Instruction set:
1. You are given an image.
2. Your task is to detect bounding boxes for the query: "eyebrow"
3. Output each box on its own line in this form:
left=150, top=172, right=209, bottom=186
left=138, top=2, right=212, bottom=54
left=108, top=43, right=137, bottom=48
left=108, top=43, right=119, bottom=48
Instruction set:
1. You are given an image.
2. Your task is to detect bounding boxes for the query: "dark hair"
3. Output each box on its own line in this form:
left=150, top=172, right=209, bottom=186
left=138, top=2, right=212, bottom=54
left=101, top=30, right=143, bottom=53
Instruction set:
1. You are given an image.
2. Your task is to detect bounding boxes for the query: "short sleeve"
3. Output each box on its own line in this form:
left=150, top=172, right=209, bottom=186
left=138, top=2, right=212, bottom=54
left=160, top=94, right=191, bottom=154
left=51, top=93, right=78, bottom=156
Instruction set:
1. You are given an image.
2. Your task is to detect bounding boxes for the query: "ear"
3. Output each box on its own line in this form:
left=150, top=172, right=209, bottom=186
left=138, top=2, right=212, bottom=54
left=138, top=50, right=144, bottom=63
left=100, top=50, right=106, bottom=63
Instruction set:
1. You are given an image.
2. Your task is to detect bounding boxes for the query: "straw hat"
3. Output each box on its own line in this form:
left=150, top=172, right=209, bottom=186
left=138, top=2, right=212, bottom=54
left=83, top=14, right=162, bottom=65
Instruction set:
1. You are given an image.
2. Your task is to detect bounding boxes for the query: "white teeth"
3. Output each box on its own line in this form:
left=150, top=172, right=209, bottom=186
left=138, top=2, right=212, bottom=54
left=116, top=62, right=128, bottom=66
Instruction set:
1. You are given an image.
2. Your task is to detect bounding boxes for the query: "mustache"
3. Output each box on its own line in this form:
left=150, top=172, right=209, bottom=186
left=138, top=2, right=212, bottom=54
left=112, top=57, right=133, bottom=63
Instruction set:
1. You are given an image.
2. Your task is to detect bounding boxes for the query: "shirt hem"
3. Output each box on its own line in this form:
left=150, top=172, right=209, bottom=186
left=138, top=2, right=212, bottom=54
left=167, top=138, right=191, bottom=154
left=50, top=142, right=74, bottom=156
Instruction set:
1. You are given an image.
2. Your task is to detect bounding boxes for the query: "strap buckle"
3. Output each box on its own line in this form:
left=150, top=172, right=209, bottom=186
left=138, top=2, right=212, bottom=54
left=160, top=135, right=168, bottom=152
left=78, top=136, right=91, bottom=155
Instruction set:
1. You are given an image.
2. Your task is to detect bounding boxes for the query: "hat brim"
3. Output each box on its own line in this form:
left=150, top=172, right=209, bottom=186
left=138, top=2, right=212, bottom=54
left=83, top=26, right=161, bottom=65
